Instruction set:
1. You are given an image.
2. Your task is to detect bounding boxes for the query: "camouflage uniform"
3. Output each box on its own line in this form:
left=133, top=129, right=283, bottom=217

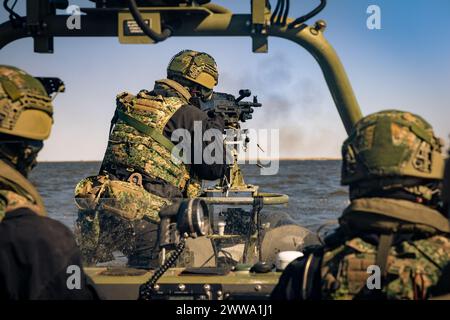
left=75, top=50, right=225, bottom=267
left=75, top=81, right=200, bottom=264
left=102, top=83, right=203, bottom=199
left=0, top=160, right=46, bottom=221
left=272, top=110, right=450, bottom=300
left=0, top=65, right=97, bottom=299
left=320, top=198, right=450, bottom=300
left=0, top=65, right=51, bottom=220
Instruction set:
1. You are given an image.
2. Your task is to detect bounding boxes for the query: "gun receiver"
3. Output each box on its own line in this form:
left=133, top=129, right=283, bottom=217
left=199, top=89, right=262, bottom=128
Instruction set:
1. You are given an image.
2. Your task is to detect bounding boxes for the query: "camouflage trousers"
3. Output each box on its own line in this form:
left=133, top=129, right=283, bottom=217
left=74, top=175, right=170, bottom=268
left=75, top=210, right=195, bottom=269
left=75, top=210, right=161, bottom=268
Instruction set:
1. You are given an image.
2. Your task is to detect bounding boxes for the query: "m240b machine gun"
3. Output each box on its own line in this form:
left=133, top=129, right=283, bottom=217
left=196, top=89, right=290, bottom=265
left=196, top=89, right=262, bottom=127
left=195, top=89, right=262, bottom=194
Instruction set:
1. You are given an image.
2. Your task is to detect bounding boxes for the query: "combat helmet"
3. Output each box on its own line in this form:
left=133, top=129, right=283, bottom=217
left=341, top=110, right=444, bottom=200
left=0, top=65, right=53, bottom=140
left=167, top=50, right=218, bottom=90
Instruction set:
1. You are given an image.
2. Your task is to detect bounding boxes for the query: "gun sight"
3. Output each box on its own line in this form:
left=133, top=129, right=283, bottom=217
left=236, top=89, right=251, bottom=102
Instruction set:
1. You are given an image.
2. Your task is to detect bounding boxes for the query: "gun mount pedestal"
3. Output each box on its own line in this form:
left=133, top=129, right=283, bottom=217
left=202, top=159, right=289, bottom=264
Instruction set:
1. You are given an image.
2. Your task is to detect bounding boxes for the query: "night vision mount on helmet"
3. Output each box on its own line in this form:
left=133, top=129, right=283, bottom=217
left=0, top=65, right=64, bottom=141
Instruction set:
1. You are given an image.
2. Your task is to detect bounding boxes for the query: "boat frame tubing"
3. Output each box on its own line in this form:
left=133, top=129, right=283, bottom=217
left=0, top=7, right=362, bottom=132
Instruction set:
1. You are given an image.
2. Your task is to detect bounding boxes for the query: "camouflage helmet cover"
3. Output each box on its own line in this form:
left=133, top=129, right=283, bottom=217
left=167, top=50, right=218, bottom=90
left=341, top=110, right=444, bottom=185
left=0, top=65, right=53, bottom=140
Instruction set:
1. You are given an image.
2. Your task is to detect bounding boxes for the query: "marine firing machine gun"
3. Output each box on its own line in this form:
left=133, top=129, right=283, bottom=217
left=140, top=90, right=284, bottom=299
left=194, top=90, right=289, bottom=264
left=195, top=89, right=262, bottom=194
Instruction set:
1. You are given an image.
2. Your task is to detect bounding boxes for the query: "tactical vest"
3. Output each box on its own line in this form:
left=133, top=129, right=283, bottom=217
left=0, top=159, right=46, bottom=221
left=318, top=198, right=450, bottom=300
left=74, top=80, right=203, bottom=261
left=101, top=79, right=201, bottom=198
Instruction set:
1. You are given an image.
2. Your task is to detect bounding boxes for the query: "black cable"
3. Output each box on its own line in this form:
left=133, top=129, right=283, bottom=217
left=138, top=237, right=186, bottom=300
left=275, top=0, right=285, bottom=25
left=3, top=0, right=16, bottom=19
left=288, top=0, right=327, bottom=29
left=3, top=0, right=24, bottom=26
left=253, top=196, right=264, bottom=261
left=281, top=0, right=290, bottom=26
left=270, top=0, right=282, bottom=25
left=218, top=248, right=234, bottom=267
left=127, top=0, right=172, bottom=43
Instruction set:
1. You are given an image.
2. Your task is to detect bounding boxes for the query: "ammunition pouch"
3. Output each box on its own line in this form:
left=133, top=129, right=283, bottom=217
left=317, top=197, right=450, bottom=300
left=103, top=88, right=202, bottom=198
left=75, top=174, right=172, bottom=223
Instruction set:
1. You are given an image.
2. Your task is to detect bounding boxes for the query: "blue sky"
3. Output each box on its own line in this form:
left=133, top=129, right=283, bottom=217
left=1, top=0, right=449, bottom=160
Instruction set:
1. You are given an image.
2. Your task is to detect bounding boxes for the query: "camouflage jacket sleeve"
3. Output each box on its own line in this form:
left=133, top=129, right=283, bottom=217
left=163, top=104, right=227, bottom=180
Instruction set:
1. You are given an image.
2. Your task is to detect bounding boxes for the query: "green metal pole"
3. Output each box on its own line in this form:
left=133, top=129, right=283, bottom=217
left=0, top=9, right=362, bottom=132
left=169, top=12, right=363, bottom=133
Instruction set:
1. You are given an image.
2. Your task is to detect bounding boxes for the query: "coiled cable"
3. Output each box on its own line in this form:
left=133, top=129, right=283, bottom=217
left=288, top=0, right=327, bottom=29
left=139, top=235, right=187, bottom=300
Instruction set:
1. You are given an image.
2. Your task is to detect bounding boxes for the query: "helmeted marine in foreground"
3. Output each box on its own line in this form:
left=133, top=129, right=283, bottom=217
left=0, top=65, right=98, bottom=299
left=272, top=110, right=450, bottom=300
left=75, top=50, right=227, bottom=268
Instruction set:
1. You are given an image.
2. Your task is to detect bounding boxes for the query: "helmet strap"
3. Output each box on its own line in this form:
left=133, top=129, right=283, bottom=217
left=167, top=75, right=211, bottom=102
left=0, top=139, right=42, bottom=177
